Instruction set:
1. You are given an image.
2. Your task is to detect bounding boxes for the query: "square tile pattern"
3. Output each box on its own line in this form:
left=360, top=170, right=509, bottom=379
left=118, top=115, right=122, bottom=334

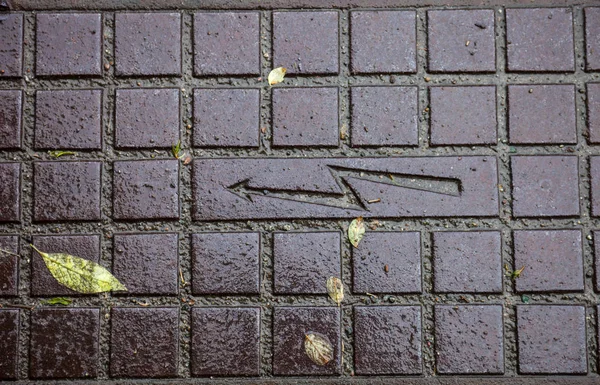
left=0, top=5, right=599, bottom=383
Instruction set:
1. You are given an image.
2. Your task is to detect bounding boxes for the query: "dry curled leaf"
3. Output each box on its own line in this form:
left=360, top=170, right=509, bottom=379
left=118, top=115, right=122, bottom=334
left=339, top=124, right=347, bottom=140
left=304, top=333, right=333, bottom=366
left=268, top=67, right=286, bottom=86
left=31, top=245, right=127, bottom=294
left=326, top=277, right=344, bottom=306
left=348, top=217, right=365, bottom=248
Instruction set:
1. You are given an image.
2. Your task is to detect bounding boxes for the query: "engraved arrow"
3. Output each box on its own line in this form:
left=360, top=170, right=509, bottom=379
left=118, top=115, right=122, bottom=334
left=226, top=166, right=462, bottom=211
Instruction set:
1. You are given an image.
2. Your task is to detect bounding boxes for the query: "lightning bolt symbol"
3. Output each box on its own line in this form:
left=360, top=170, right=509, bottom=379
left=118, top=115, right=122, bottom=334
left=226, top=166, right=462, bottom=211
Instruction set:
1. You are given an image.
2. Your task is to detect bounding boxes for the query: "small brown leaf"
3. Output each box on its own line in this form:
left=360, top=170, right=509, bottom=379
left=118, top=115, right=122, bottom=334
left=340, top=124, right=347, bottom=140
left=326, top=277, right=343, bottom=306
left=304, top=333, right=333, bottom=366
left=348, top=217, right=365, bottom=248
left=268, top=67, right=286, bottom=86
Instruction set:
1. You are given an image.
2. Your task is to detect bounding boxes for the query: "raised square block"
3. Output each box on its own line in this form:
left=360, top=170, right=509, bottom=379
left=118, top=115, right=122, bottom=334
left=113, top=160, right=179, bottom=220
left=591, top=156, right=600, bottom=216
left=586, top=8, right=600, bottom=71
left=508, top=85, right=576, bottom=144
left=110, top=307, right=179, bottom=378
left=506, top=8, right=574, bottom=72
left=0, top=236, right=19, bottom=296
left=588, top=83, right=600, bottom=143
left=114, top=13, right=181, bottom=76
left=194, top=12, right=260, bottom=76
left=273, top=307, right=341, bottom=375
left=350, top=11, right=416, bottom=74
left=433, top=231, right=503, bottom=293
left=435, top=305, right=504, bottom=374
left=0, top=14, right=23, bottom=77
left=274, top=231, right=340, bottom=294
left=0, top=90, right=22, bottom=149
left=511, top=156, right=579, bottom=217
left=113, top=233, right=179, bottom=295
left=430, top=86, right=497, bottom=145
left=192, top=232, right=260, bottom=295
left=0, top=163, right=20, bottom=222
left=36, top=13, right=102, bottom=76
left=353, top=232, right=421, bottom=294
left=514, top=230, right=583, bottom=293
left=350, top=86, right=418, bottom=147
left=191, top=307, right=260, bottom=376
left=0, top=310, right=19, bottom=380
left=30, top=308, right=99, bottom=379
left=595, top=231, right=600, bottom=291
left=115, top=88, right=180, bottom=149
left=273, top=11, right=339, bottom=75
left=193, top=88, right=259, bottom=148
left=517, top=305, right=587, bottom=374
left=272, top=88, right=339, bottom=147
left=35, top=90, right=102, bottom=150
left=428, top=9, right=496, bottom=72
left=33, top=162, right=101, bottom=222
left=354, top=306, right=422, bottom=375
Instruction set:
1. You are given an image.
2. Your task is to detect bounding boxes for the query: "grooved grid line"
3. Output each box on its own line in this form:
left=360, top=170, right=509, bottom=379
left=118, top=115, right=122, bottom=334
left=0, top=5, right=600, bottom=383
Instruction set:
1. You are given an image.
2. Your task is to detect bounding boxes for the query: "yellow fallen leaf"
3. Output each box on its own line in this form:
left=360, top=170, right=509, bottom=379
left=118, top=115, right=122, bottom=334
left=304, top=333, right=333, bottom=366
left=348, top=217, right=365, bottom=248
left=268, top=67, right=286, bottom=86
left=326, top=277, right=343, bottom=306
left=31, top=245, right=127, bottom=294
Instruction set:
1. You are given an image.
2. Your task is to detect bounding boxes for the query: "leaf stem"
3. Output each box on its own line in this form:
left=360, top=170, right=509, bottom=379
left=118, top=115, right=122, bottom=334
left=0, top=248, right=20, bottom=258
left=30, top=244, right=43, bottom=256
left=0, top=304, right=35, bottom=310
